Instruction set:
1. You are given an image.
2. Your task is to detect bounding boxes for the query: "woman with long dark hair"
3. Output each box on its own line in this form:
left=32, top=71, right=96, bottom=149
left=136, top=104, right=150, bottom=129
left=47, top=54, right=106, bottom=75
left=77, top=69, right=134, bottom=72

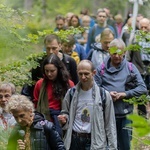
left=33, top=54, right=74, bottom=137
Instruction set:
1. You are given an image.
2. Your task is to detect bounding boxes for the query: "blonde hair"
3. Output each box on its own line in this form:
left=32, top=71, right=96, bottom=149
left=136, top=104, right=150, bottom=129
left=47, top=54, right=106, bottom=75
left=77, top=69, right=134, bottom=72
left=6, top=94, right=34, bottom=113
left=114, top=14, right=123, bottom=22
left=100, top=28, right=114, bottom=41
left=82, top=15, right=91, bottom=22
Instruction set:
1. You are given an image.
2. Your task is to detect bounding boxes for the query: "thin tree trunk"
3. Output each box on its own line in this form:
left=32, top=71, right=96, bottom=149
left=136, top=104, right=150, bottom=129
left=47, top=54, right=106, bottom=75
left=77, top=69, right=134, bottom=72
left=24, top=0, right=33, bottom=10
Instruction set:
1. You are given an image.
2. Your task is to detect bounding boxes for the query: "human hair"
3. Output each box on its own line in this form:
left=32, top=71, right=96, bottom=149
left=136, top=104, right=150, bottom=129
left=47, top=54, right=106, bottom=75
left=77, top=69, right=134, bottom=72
left=0, top=82, right=16, bottom=95
left=6, top=94, right=34, bottom=113
left=82, top=15, right=91, bottom=22
left=139, top=18, right=150, bottom=29
left=109, top=38, right=126, bottom=49
left=78, top=60, right=95, bottom=71
left=114, top=14, right=123, bottom=22
left=100, top=28, right=114, bottom=41
left=44, top=34, right=61, bottom=45
left=42, top=54, right=70, bottom=99
left=97, top=8, right=107, bottom=16
left=80, top=8, right=89, bottom=15
left=55, top=15, right=65, bottom=22
left=68, top=15, right=80, bottom=27
left=62, top=34, right=75, bottom=46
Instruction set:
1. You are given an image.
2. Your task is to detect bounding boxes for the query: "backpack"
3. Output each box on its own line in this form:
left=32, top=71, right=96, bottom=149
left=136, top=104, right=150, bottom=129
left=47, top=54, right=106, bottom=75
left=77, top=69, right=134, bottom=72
left=69, top=86, right=106, bottom=112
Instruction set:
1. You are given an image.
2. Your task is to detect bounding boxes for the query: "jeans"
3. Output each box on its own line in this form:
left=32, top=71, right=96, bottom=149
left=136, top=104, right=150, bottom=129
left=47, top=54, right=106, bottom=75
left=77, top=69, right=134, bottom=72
left=69, top=134, right=91, bottom=150
left=116, top=117, right=132, bottom=150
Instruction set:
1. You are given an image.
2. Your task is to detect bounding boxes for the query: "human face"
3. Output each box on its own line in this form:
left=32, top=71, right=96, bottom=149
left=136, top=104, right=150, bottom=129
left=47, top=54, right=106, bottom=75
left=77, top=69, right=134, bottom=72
left=61, top=43, right=73, bottom=55
left=71, top=17, right=79, bottom=27
left=109, top=47, right=125, bottom=67
left=82, top=19, right=90, bottom=27
left=97, top=12, right=107, bottom=25
left=12, top=109, right=33, bottom=127
left=101, top=34, right=114, bottom=51
left=44, top=64, right=58, bottom=81
left=77, top=63, right=95, bottom=86
left=139, top=21, right=149, bottom=32
left=45, top=39, right=61, bottom=56
left=56, top=19, right=65, bottom=30
left=0, top=88, right=12, bottom=108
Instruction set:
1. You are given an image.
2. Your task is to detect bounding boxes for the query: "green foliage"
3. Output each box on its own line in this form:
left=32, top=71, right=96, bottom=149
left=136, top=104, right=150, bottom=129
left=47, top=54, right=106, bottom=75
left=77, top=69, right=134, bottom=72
left=0, top=52, right=46, bottom=86
left=109, top=47, right=126, bottom=55
left=127, top=114, right=150, bottom=136
left=127, top=114, right=150, bottom=149
left=28, top=26, right=86, bottom=44
left=123, top=94, right=150, bottom=105
left=0, top=127, right=12, bottom=150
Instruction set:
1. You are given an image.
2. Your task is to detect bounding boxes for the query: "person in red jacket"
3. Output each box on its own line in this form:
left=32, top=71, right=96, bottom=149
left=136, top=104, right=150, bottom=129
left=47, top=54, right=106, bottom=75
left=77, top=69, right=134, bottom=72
left=33, top=54, right=74, bottom=137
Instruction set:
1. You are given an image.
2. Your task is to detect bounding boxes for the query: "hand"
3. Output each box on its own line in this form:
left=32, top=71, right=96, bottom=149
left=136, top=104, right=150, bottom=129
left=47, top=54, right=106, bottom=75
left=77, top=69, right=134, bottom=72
left=116, top=92, right=126, bottom=100
left=17, top=139, right=26, bottom=150
left=57, top=115, right=67, bottom=125
left=110, top=91, right=117, bottom=101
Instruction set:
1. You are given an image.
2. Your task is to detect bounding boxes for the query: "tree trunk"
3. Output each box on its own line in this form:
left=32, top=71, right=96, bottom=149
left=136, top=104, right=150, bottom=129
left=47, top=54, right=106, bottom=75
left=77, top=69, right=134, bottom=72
left=24, top=0, right=33, bottom=10
left=42, top=0, right=47, bottom=18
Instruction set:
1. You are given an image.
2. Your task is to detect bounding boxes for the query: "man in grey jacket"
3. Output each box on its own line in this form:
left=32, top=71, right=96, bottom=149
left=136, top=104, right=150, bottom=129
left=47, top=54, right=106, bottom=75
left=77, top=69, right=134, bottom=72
left=95, top=39, right=147, bottom=150
left=58, top=60, right=117, bottom=150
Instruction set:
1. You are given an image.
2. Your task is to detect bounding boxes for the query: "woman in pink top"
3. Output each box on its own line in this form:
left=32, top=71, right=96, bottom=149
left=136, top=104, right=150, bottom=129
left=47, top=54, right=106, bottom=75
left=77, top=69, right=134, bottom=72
left=34, top=54, right=74, bottom=137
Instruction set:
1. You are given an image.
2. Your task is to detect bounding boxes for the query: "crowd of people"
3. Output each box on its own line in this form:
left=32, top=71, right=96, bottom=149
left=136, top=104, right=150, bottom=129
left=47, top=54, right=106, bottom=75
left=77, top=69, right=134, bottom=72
left=0, top=7, right=150, bottom=150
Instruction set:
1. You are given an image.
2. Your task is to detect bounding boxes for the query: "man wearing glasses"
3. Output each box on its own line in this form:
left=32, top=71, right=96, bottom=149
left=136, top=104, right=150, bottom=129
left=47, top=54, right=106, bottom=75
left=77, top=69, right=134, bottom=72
left=94, top=39, right=147, bottom=150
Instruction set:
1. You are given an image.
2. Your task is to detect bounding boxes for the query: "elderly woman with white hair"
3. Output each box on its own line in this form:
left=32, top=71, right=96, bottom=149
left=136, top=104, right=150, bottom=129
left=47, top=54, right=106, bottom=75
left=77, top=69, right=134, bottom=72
left=6, top=94, right=65, bottom=150
left=95, top=38, right=147, bottom=150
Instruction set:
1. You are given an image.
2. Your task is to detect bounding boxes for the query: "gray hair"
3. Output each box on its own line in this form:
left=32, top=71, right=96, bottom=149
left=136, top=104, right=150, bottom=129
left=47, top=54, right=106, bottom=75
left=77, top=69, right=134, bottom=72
left=6, top=94, right=34, bottom=113
left=0, top=82, right=16, bottom=94
left=109, top=38, right=126, bottom=49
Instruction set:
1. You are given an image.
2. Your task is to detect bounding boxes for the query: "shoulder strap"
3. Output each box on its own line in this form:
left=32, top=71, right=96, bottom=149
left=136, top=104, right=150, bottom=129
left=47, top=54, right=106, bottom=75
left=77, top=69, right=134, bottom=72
left=128, top=62, right=133, bottom=73
left=99, top=87, right=106, bottom=112
left=69, top=86, right=106, bottom=112
left=69, top=87, right=76, bottom=104
left=100, top=62, right=105, bottom=76
left=91, top=24, right=97, bottom=39
left=87, top=49, right=94, bottom=60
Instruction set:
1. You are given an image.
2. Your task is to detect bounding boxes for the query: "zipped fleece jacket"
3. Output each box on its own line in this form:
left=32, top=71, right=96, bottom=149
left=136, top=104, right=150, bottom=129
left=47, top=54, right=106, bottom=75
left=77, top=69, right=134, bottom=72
left=94, top=57, right=147, bottom=117
left=61, top=82, right=117, bottom=150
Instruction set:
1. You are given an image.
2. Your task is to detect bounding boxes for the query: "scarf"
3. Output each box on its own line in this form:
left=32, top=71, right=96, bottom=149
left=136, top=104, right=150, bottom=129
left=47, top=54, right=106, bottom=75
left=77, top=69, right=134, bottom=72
left=36, top=79, right=51, bottom=121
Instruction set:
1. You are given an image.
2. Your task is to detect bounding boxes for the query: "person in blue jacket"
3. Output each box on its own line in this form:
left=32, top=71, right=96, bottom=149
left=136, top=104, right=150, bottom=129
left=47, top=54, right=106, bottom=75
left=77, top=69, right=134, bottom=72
left=94, top=38, right=147, bottom=150
left=86, top=9, right=116, bottom=54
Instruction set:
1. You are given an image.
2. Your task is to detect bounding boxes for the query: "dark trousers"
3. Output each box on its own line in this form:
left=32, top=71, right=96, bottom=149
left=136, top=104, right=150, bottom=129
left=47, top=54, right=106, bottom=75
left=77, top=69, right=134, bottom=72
left=116, top=117, right=132, bottom=150
left=69, top=134, right=91, bottom=150
left=138, top=75, right=150, bottom=117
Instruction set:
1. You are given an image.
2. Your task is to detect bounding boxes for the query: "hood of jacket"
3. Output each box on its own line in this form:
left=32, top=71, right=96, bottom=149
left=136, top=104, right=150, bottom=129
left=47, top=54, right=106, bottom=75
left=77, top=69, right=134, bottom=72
left=91, top=42, right=102, bottom=50
left=104, top=56, right=127, bottom=74
left=91, top=42, right=108, bottom=54
left=33, top=111, right=45, bottom=125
